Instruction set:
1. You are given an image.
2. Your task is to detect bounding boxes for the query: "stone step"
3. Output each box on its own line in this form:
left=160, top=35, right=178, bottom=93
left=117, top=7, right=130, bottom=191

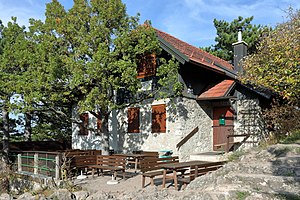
left=227, top=164, right=300, bottom=177
left=187, top=177, right=300, bottom=199
left=189, top=151, right=227, bottom=162
left=272, top=155, right=300, bottom=166
left=222, top=173, right=300, bottom=192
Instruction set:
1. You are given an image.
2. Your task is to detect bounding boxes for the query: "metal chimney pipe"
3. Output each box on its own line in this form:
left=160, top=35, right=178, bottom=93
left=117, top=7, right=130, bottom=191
left=238, top=30, right=242, bottom=42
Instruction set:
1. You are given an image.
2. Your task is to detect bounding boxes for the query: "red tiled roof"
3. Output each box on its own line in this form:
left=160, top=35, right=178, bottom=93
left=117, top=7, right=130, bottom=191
left=198, top=80, right=235, bottom=99
left=155, top=29, right=234, bottom=72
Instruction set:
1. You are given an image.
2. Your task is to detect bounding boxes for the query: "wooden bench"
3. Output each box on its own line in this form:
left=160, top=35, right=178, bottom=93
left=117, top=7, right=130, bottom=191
left=127, top=151, right=159, bottom=170
left=178, top=161, right=226, bottom=189
left=72, top=155, right=96, bottom=170
left=89, top=155, right=127, bottom=179
left=61, top=150, right=101, bottom=178
left=140, top=156, right=179, bottom=188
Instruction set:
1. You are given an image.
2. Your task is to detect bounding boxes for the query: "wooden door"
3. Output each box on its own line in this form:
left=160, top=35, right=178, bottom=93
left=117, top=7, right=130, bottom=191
left=213, top=106, right=234, bottom=151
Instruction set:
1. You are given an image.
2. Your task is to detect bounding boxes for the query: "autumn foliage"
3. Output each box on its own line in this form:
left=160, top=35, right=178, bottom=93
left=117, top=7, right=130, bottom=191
left=242, top=8, right=300, bottom=106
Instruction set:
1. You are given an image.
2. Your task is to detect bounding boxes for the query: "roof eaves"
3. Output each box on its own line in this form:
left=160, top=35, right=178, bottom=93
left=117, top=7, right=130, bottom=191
left=196, top=96, right=237, bottom=101
left=189, top=59, right=237, bottom=79
left=237, top=82, right=273, bottom=99
left=157, top=35, right=189, bottom=64
left=224, top=81, right=236, bottom=96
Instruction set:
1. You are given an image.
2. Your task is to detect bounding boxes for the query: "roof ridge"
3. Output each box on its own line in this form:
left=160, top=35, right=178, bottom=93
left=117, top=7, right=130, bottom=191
left=154, top=28, right=233, bottom=70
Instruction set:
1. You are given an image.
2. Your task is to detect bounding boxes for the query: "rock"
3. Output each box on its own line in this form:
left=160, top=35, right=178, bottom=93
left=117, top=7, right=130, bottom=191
left=48, top=189, right=74, bottom=200
left=73, top=190, right=89, bottom=200
left=86, top=190, right=114, bottom=200
left=17, top=192, right=35, bottom=200
left=0, top=193, right=10, bottom=200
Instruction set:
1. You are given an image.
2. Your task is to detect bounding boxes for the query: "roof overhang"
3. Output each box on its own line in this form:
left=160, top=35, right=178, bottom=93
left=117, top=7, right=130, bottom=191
left=157, top=35, right=189, bottom=64
left=157, top=34, right=237, bottom=79
left=197, top=80, right=236, bottom=100
left=197, top=96, right=237, bottom=101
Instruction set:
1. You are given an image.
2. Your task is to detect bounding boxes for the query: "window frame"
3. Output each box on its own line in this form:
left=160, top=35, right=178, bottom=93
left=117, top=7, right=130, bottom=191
left=79, top=113, right=89, bottom=135
left=127, top=107, right=140, bottom=133
left=137, top=54, right=156, bottom=79
left=151, top=104, right=166, bottom=133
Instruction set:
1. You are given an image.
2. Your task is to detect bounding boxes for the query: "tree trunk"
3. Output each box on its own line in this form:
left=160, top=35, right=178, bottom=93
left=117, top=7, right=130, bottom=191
left=100, top=109, right=110, bottom=155
left=24, top=112, right=32, bottom=142
left=2, top=103, right=10, bottom=164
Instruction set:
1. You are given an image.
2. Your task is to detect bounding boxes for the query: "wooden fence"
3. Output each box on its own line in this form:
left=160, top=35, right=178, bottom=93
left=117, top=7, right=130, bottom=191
left=9, top=149, right=101, bottom=180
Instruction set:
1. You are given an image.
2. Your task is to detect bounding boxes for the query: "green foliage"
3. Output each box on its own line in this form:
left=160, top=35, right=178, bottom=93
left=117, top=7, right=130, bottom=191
left=236, top=191, right=250, bottom=200
left=203, top=16, right=270, bottom=62
left=0, top=0, right=182, bottom=146
left=227, top=150, right=245, bottom=161
left=280, top=130, right=300, bottom=144
left=242, top=8, right=300, bottom=106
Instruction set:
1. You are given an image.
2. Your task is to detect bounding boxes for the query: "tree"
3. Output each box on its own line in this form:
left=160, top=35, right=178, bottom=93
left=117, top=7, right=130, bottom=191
left=17, top=0, right=181, bottom=154
left=241, top=8, right=300, bottom=140
left=0, top=17, right=28, bottom=163
left=242, top=8, right=300, bottom=106
left=204, top=16, right=270, bottom=62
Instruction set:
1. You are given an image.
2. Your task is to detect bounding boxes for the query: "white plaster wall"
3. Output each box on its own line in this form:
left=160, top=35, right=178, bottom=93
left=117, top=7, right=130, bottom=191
left=109, top=97, right=213, bottom=161
left=72, top=110, right=104, bottom=150
left=72, top=97, right=214, bottom=158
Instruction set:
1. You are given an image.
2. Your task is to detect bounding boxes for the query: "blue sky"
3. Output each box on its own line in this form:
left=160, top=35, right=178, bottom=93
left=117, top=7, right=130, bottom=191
left=0, top=0, right=299, bottom=47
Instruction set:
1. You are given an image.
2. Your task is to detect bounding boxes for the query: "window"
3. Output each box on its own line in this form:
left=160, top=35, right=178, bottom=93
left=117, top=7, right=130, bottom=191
left=96, top=112, right=102, bottom=132
left=79, top=113, right=89, bottom=135
left=128, top=107, right=140, bottom=133
left=152, top=104, right=166, bottom=133
left=137, top=54, right=156, bottom=79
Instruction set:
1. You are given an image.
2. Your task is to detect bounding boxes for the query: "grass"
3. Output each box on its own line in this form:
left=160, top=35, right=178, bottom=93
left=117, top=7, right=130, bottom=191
left=227, top=150, right=245, bottom=162
left=236, top=191, right=250, bottom=200
left=280, top=130, right=300, bottom=144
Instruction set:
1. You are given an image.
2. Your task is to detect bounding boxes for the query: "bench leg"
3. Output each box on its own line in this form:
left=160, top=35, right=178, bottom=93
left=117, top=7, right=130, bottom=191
left=142, top=176, right=146, bottom=188
left=150, top=177, right=154, bottom=186
left=113, top=171, right=117, bottom=180
left=122, top=170, right=125, bottom=180
left=162, top=169, right=167, bottom=188
left=173, top=170, right=178, bottom=190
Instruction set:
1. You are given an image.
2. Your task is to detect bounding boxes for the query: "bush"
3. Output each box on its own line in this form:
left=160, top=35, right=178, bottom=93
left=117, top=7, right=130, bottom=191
left=263, top=102, right=300, bottom=143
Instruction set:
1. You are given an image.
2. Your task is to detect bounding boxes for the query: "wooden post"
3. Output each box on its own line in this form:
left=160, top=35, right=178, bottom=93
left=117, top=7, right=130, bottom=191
left=226, top=136, right=230, bottom=153
left=17, top=154, right=22, bottom=172
left=55, top=154, right=60, bottom=180
left=34, top=153, right=38, bottom=174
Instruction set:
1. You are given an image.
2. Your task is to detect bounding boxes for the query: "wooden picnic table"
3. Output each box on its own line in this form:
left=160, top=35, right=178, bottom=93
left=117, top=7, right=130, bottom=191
left=160, top=160, right=209, bottom=190
left=114, top=153, right=152, bottom=172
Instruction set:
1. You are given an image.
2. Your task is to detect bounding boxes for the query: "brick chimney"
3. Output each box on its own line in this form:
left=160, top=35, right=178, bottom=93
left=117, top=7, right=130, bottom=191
left=232, top=30, right=248, bottom=74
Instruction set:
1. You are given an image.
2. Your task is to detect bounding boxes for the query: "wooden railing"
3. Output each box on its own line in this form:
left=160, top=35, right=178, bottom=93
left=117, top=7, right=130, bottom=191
left=176, top=127, right=199, bottom=150
left=9, top=149, right=102, bottom=180
left=10, top=151, right=60, bottom=180
left=226, top=134, right=251, bottom=152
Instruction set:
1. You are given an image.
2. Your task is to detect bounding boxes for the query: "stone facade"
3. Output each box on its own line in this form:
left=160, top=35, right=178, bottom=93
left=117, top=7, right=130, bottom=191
left=234, top=90, right=266, bottom=150
left=72, top=97, right=214, bottom=160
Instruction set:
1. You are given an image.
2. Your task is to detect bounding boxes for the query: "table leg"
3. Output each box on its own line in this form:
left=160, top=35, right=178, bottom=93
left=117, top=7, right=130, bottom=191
left=173, top=170, right=178, bottom=190
left=195, top=166, right=198, bottom=178
left=135, top=157, right=138, bottom=173
left=162, top=169, right=167, bottom=188
left=92, top=168, right=95, bottom=178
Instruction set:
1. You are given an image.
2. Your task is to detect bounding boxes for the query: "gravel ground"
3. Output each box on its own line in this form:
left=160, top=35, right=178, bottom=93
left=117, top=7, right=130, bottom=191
left=76, top=168, right=181, bottom=194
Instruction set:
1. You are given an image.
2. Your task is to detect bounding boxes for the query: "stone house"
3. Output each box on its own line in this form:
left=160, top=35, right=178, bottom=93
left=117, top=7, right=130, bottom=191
left=72, top=29, right=272, bottom=160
